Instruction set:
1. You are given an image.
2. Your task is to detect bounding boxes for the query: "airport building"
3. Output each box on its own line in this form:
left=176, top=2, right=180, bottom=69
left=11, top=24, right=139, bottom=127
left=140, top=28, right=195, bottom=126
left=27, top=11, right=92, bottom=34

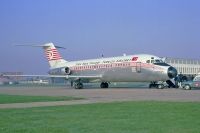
left=165, top=57, right=200, bottom=78
left=0, top=72, right=23, bottom=85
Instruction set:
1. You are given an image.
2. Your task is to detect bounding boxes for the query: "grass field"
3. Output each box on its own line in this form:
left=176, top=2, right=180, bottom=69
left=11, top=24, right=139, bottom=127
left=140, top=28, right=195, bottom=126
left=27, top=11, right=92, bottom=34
left=0, top=101, right=200, bottom=133
left=0, top=94, right=82, bottom=104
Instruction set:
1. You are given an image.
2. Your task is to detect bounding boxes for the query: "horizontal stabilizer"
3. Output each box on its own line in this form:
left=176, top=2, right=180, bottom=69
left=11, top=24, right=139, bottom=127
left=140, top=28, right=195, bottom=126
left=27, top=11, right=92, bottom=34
left=14, top=42, right=67, bottom=68
left=15, top=43, right=66, bottom=49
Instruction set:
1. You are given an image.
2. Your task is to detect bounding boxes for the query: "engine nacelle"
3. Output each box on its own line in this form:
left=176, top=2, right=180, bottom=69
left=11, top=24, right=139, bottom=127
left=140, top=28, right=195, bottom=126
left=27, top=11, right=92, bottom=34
left=63, top=67, right=71, bottom=75
left=48, top=67, right=71, bottom=75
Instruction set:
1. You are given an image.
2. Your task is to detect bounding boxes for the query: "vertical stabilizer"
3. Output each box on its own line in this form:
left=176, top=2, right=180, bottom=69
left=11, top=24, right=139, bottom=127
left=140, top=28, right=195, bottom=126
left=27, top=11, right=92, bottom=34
left=43, top=43, right=67, bottom=68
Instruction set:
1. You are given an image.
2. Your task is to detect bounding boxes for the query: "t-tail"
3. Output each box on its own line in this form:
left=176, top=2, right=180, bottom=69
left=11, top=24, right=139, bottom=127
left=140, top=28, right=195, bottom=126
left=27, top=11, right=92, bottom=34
left=43, top=43, right=67, bottom=68
left=16, top=42, right=67, bottom=69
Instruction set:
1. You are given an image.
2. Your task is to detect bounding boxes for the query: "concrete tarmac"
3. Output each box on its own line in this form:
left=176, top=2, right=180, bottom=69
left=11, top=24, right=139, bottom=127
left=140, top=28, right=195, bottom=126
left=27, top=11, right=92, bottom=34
left=0, top=86, right=200, bottom=109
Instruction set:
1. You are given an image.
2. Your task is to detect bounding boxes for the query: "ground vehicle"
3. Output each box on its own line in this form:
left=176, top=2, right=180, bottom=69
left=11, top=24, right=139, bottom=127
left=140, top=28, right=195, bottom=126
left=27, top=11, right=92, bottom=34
left=182, top=75, right=200, bottom=90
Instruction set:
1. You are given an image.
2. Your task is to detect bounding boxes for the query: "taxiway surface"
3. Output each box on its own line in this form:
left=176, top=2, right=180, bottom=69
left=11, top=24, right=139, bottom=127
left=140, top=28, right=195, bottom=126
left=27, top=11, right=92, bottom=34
left=0, top=86, right=200, bottom=109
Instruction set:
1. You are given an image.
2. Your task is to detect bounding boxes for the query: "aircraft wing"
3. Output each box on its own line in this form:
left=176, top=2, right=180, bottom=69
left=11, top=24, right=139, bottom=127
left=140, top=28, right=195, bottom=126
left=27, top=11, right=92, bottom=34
left=2, top=74, right=102, bottom=79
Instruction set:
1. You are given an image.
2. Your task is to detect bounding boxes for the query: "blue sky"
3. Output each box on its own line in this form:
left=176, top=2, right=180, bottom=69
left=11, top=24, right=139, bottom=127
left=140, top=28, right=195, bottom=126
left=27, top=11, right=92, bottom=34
left=0, top=0, right=200, bottom=74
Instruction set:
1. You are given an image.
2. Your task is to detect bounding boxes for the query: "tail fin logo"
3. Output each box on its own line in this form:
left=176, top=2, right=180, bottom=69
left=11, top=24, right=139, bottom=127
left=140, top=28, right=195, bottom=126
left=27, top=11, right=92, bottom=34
left=45, top=48, right=62, bottom=61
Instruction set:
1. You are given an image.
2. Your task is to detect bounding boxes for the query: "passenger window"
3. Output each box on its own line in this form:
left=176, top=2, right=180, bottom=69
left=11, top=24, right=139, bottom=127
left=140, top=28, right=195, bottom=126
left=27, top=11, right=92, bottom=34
left=151, top=60, right=154, bottom=63
left=146, top=60, right=150, bottom=63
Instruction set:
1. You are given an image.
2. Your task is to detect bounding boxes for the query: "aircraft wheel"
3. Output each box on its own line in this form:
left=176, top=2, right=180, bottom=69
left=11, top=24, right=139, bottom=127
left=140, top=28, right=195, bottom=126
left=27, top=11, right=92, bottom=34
left=100, top=82, right=109, bottom=88
left=75, top=83, right=83, bottom=89
left=149, top=84, right=152, bottom=88
left=100, top=82, right=105, bottom=88
left=105, top=82, right=109, bottom=88
left=184, top=85, right=191, bottom=90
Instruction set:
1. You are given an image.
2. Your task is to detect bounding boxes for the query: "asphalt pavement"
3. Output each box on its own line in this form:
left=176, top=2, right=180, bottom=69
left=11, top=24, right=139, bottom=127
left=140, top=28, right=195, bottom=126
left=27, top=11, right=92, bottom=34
left=0, top=86, right=200, bottom=109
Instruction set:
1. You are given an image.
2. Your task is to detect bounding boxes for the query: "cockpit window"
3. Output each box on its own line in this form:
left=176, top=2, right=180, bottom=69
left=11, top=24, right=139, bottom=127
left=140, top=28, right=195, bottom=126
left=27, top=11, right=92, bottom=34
left=154, top=62, right=170, bottom=66
left=147, top=58, right=166, bottom=65
left=154, top=59, right=163, bottom=63
left=153, top=59, right=169, bottom=66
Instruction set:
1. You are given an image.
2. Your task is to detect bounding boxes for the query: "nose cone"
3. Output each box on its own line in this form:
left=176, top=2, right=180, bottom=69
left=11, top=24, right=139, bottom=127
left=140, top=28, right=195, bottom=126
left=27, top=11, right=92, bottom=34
left=167, top=66, right=177, bottom=79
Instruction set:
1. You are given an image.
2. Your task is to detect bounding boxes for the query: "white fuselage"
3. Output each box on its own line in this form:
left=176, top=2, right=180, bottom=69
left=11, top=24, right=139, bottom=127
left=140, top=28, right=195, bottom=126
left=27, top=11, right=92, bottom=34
left=49, top=54, right=173, bottom=82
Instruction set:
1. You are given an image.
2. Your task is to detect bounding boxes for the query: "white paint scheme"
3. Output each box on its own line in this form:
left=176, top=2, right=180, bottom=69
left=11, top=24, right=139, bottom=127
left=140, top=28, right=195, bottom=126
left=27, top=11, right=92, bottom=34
left=3, top=42, right=177, bottom=89
left=44, top=43, right=176, bottom=82
left=43, top=43, right=67, bottom=68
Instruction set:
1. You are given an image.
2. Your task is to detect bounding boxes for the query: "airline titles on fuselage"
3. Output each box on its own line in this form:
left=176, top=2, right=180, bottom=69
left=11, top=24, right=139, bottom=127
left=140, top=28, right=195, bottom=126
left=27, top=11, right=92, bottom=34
left=75, top=58, right=133, bottom=66
left=71, top=57, right=141, bottom=71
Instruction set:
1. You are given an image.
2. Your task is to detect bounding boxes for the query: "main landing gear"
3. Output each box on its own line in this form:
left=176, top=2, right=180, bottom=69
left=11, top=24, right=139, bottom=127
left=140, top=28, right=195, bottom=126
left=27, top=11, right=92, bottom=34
left=100, top=82, right=109, bottom=88
left=74, top=82, right=83, bottom=89
left=149, top=81, right=165, bottom=89
left=74, top=80, right=83, bottom=89
left=73, top=80, right=109, bottom=89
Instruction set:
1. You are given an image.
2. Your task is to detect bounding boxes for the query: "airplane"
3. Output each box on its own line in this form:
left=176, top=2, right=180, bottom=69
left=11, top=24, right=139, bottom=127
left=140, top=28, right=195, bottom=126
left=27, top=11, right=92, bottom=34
left=3, top=42, right=177, bottom=89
